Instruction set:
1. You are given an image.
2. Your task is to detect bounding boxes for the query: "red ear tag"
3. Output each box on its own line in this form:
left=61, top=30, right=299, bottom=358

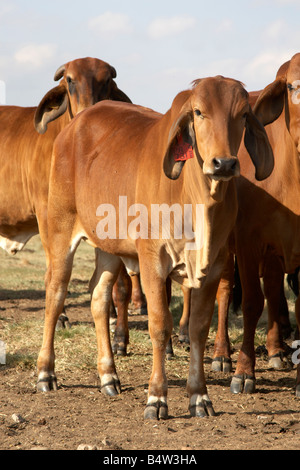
left=173, top=134, right=194, bottom=161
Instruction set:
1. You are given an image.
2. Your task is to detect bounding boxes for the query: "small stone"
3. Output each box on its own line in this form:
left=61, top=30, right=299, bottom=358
left=38, top=417, right=47, bottom=425
left=77, top=444, right=99, bottom=450
left=102, top=438, right=111, bottom=446
left=11, top=413, right=25, bottom=423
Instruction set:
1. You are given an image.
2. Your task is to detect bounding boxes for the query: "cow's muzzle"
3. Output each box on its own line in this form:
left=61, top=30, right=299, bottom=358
left=203, top=156, right=240, bottom=180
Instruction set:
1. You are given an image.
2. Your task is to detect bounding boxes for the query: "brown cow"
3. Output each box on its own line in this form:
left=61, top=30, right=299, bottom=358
left=0, top=57, right=131, bottom=260
left=37, top=76, right=274, bottom=420
left=213, top=54, right=300, bottom=396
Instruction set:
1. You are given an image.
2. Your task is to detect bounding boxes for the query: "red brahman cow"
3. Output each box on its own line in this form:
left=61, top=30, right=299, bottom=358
left=37, top=76, right=274, bottom=420
left=213, top=54, right=300, bottom=397
left=0, top=57, right=130, bottom=258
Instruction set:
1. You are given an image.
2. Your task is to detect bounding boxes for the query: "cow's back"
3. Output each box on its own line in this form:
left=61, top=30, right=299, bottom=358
left=0, top=105, right=65, bottom=238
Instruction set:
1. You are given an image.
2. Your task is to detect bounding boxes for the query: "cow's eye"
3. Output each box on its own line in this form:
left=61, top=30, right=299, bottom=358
left=66, top=76, right=75, bottom=94
left=194, top=109, right=204, bottom=119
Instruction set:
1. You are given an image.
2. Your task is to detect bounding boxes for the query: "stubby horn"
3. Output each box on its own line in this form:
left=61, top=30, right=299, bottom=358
left=54, top=64, right=66, bottom=81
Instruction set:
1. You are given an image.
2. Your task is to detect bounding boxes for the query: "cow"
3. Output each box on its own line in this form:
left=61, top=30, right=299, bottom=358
left=213, top=53, right=300, bottom=397
left=0, top=57, right=131, bottom=261
left=36, top=76, right=274, bottom=420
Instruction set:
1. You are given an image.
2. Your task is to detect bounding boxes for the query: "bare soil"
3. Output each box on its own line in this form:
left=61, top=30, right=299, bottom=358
left=0, top=238, right=300, bottom=453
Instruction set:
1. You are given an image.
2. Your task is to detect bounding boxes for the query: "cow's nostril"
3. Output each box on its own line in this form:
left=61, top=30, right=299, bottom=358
left=231, top=160, right=237, bottom=170
left=213, top=158, right=222, bottom=170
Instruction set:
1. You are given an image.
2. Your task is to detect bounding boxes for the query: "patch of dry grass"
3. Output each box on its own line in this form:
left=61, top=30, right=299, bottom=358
left=0, top=235, right=297, bottom=379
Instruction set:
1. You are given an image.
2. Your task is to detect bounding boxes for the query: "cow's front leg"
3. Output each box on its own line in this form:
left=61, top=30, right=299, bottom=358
left=37, top=234, right=77, bottom=392
left=187, top=286, right=218, bottom=417
left=90, top=251, right=122, bottom=396
left=140, top=262, right=172, bottom=420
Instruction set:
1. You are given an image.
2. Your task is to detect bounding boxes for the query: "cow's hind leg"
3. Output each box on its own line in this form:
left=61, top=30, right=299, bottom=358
left=212, top=252, right=234, bottom=373
left=90, top=251, right=123, bottom=396
left=112, top=264, right=131, bottom=356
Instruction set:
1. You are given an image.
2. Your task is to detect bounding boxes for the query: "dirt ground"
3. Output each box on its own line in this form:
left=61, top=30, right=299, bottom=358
left=0, top=239, right=300, bottom=453
left=1, top=301, right=300, bottom=452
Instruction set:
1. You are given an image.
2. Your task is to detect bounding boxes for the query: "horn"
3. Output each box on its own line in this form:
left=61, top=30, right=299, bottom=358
left=54, top=64, right=66, bottom=81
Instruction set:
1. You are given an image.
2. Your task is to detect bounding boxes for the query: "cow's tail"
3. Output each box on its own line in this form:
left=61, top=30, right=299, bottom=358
left=287, top=267, right=299, bottom=297
left=232, top=257, right=242, bottom=314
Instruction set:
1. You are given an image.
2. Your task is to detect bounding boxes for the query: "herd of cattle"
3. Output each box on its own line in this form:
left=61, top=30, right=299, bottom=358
left=0, top=54, right=299, bottom=421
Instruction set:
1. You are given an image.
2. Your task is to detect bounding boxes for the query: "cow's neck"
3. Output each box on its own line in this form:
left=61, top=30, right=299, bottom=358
left=181, top=157, right=235, bottom=285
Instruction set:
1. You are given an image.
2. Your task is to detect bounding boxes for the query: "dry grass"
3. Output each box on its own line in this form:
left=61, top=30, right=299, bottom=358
left=0, top=235, right=297, bottom=377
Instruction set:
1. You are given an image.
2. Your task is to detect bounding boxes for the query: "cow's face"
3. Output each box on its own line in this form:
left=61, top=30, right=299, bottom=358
left=190, top=77, right=248, bottom=180
left=285, top=53, right=300, bottom=154
left=34, top=57, right=118, bottom=134
left=55, top=58, right=117, bottom=117
left=163, top=76, right=274, bottom=184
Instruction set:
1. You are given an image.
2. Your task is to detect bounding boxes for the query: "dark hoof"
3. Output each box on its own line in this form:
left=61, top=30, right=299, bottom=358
left=166, top=340, right=174, bottom=360
left=230, top=374, right=256, bottom=394
left=189, top=397, right=216, bottom=417
left=112, top=341, right=127, bottom=356
left=101, top=379, right=121, bottom=396
left=211, top=356, right=232, bottom=373
left=144, top=401, right=168, bottom=420
left=37, top=374, right=58, bottom=392
left=56, top=313, right=71, bottom=330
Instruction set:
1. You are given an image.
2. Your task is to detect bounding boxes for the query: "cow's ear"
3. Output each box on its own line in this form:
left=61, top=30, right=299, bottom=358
left=163, top=110, right=195, bottom=180
left=252, top=78, right=286, bottom=127
left=244, top=107, right=274, bottom=181
left=109, top=81, right=132, bottom=103
left=34, top=84, right=68, bottom=134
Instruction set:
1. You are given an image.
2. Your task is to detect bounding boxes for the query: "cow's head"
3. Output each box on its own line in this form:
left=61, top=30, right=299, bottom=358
left=163, top=76, right=274, bottom=186
left=35, top=57, right=130, bottom=134
left=253, top=52, right=300, bottom=154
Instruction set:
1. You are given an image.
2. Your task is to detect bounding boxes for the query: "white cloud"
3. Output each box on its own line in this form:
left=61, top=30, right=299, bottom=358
left=263, top=20, right=286, bottom=40
left=14, top=43, right=56, bottom=68
left=148, top=16, right=196, bottom=39
left=244, top=50, right=297, bottom=87
left=88, top=12, right=132, bottom=37
left=216, top=19, right=233, bottom=33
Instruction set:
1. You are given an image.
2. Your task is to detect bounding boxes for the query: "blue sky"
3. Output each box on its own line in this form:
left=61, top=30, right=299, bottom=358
left=1, top=0, right=300, bottom=112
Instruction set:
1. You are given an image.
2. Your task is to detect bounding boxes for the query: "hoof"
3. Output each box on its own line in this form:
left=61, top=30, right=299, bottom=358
left=230, top=374, right=255, bottom=394
left=166, top=341, right=174, bottom=360
left=37, top=373, right=58, bottom=392
left=189, top=394, right=216, bottom=417
left=178, top=329, right=190, bottom=345
left=101, top=378, right=121, bottom=396
left=268, top=352, right=287, bottom=370
left=144, top=401, right=168, bottom=420
left=112, top=341, right=127, bottom=356
left=211, top=356, right=232, bottom=373
left=56, top=313, right=71, bottom=330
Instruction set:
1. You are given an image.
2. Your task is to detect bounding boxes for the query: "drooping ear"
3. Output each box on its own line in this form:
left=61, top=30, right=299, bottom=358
left=109, top=81, right=132, bottom=103
left=252, top=78, right=286, bottom=126
left=244, top=107, right=274, bottom=180
left=163, top=109, right=195, bottom=180
left=110, top=66, right=117, bottom=79
left=34, top=84, right=68, bottom=134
